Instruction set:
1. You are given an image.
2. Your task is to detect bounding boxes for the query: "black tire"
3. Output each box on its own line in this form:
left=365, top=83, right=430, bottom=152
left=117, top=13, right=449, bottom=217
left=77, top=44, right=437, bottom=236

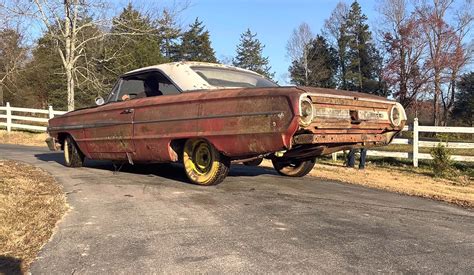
left=272, top=158, right=316, bottom=177
left=243, top=158, right=263, bottom=166
left=182, top=139, right=230, bottom=185
left=64, top=136, right=84, bottom=167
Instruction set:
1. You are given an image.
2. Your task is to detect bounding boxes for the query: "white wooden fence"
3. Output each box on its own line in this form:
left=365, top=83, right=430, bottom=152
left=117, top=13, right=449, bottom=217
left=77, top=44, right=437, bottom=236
left=332, top=118, right=474, bottom=166
left=1, top=103, right=473, bottom=166
left=0, top=102, right=66, bottom=132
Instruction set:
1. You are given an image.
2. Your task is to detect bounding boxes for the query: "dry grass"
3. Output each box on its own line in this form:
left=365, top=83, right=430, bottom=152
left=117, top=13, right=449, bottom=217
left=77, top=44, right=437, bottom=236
left=311, top=162, right=473, bottom=207
left=263, top=159, right=474, bottom=207
left=0, top=130, right=48, bottom=147
left=377, top=143, right=474, bottom=156
left=0, top=160, right=68, bottom=274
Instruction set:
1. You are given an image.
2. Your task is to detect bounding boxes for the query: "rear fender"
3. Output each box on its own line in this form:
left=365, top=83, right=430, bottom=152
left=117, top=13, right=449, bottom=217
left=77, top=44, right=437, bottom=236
left=195, top=94, right=299, bottom=157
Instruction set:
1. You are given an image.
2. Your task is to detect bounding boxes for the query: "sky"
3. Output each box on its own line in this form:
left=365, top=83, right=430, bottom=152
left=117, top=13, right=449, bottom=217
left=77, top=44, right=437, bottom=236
left=176, top=0, right=380, bottom=83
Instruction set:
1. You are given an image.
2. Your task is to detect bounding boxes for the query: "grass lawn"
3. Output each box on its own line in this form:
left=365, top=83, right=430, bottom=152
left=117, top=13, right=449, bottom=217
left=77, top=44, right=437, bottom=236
left=0, top=160, right=68, bottom=273
left=263, top=157, right=474, bottom=207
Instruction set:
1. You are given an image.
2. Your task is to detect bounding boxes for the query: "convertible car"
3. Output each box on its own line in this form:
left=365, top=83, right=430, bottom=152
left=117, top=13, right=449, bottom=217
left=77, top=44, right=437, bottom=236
left=46, top=62, right=406, bottom=185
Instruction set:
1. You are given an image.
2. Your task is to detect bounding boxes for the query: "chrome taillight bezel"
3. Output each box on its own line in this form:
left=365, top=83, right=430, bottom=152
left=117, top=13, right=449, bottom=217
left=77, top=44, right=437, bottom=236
left=299, top=95, right=314, bottom=127
left=389, top=103, right=405, bottom=127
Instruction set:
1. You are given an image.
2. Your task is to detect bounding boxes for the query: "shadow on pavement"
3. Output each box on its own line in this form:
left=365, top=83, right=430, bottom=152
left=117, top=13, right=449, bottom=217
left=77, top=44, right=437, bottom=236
left=34, top=152, right=277, bottom=184
left=34, top=152, right=64, bottom=165
left=0, top=256, right=22, bottom=275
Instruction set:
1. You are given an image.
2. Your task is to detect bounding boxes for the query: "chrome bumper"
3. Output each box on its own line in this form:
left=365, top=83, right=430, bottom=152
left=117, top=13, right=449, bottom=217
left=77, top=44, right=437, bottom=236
left=293, top=133, right=389, bottom=145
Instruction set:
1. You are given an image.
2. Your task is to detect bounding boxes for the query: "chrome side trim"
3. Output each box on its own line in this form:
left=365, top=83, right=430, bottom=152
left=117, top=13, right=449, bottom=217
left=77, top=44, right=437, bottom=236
left=48, top=110, right=283, bottom=131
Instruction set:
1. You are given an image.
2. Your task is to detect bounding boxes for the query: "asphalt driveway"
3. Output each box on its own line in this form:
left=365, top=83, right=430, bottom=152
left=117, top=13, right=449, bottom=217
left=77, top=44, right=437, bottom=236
left=0, top=144, right=473, bottom=273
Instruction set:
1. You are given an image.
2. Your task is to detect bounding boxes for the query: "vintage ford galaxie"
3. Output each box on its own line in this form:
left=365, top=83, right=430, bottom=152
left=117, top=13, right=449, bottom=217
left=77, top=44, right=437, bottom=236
left=46, top=62, right=406, bottom=185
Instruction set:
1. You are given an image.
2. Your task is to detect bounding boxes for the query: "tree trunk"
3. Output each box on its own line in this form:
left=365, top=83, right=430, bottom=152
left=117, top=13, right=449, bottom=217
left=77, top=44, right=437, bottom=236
left=66, top=68, right=74, bottom=111
left=304, top=47, right=309, bottom=86
left=63, top=1, right=75, bottom=111
left=357, top=41, right=363, bottom=92
left=433, top=72, right=441, bottom=126
left=399, top=45, right=408, bottom=107
left=441, top=77, right=457, bottom=126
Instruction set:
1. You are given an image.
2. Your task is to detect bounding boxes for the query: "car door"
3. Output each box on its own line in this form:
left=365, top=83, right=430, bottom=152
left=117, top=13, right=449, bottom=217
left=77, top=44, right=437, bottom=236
left=84, top=77, right=146, bottom=160
left=131, top=71, right=197, bottom=162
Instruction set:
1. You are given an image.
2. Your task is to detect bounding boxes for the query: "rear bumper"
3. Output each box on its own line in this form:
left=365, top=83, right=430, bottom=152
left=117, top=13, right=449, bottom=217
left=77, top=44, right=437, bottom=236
left=45, top=137, right=60, bottom=151
left=293, top=133, right=390, bottom=146
left=280, top=130, right=400, bottom=160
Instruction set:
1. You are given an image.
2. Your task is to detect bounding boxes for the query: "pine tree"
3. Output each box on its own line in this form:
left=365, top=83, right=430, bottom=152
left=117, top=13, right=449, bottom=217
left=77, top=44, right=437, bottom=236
left=178, top=18, right=217, bottom=63
left=106, top=3, right=164, bottom=74
left=233, top=29, right=274, bottom=79
left=289, top=35, right=338, bottom=88
left=0, top=29, right=27, bottom=106
left=157, top=9, right=181, bottom=61
left=337, top=24, right=349, bottom=90
left=342, top=1, right=385, bottom=95
left=21, top=31, right=66, bottom=109
left=452, top=72, right=474, bottom=126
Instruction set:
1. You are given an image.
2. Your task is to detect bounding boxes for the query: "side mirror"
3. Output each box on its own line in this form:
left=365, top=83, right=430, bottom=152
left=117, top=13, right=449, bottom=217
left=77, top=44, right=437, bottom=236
left=95, top=96, right=105, bottom=106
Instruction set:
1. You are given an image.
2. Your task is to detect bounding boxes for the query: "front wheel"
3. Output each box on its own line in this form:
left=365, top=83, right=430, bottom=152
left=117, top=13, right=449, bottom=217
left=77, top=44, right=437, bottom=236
left=64, top=136, right=84, bottom=167
left=272, top=158, right=316, bottom=177
left=183, top=139, right=230, bottom=185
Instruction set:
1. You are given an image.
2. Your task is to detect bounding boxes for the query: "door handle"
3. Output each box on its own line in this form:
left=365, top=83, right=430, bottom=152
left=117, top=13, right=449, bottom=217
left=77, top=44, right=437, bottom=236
left=121, top=108, right=134, bottom=114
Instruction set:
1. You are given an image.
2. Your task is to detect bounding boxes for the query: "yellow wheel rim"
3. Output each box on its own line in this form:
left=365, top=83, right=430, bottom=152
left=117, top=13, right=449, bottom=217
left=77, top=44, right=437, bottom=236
left=194, top=143, right=212, bottom=173
left=183, top=139, right=219, bottom=185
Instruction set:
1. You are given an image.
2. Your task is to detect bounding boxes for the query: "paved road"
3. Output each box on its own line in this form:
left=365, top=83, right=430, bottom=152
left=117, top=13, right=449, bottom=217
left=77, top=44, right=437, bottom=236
left=1, top=144, right=473, bottom=273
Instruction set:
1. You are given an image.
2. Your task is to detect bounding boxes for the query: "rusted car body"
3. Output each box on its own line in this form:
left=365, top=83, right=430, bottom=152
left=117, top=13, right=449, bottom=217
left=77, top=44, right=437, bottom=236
left=47, top=62, right=406, bottom=185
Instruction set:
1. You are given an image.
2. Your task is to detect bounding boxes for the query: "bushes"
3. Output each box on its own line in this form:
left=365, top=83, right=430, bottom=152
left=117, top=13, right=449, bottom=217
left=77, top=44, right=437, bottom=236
left=430, top=143, right=453, bottom=178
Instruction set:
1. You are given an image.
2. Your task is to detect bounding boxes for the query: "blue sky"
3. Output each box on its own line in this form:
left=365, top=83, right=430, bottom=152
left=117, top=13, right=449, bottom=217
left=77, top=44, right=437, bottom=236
left=177, top=0, right=380, bottom=83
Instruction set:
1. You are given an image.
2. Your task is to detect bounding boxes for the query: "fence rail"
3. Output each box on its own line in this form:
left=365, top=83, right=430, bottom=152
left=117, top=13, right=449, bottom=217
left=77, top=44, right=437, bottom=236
left=0, top=102, right=66, bottom=132
left=333, top=118, right=474, bottom=166
left=1, top=103, right=473, bottom=166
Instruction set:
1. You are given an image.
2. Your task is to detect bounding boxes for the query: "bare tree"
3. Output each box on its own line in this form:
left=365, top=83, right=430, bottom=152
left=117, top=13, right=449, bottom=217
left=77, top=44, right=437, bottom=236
left=322, top=1, right=349, bottom=89
left=416, top=0, right=452, bottom=125
left=286, top=22, right=314, bottom=85
left=322, top=1, right=349, bottom=46
left=0, top=0, right=107, bottom=110
left=440, top=0, right=473, bottom=125
left=0, top=0, right=181, bottom=111
left=378, top=0, right=430, bottom=109
left=416, top=0, right=474, bottom=125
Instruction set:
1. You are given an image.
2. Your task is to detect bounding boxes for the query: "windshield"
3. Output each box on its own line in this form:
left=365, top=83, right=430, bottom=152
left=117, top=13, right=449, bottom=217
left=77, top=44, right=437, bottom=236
left=191, top=66, right=278, bottom=88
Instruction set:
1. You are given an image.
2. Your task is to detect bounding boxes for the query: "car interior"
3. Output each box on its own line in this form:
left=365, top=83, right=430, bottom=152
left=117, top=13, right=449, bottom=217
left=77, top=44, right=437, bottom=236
left=114, top=71, right=180, bottom=102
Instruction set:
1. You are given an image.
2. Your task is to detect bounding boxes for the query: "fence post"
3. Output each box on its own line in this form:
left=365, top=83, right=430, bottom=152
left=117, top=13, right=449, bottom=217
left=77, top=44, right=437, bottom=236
left=413, top=118, right=419, bottom=167
left=48, top=106, right=54, bottom=119
left=6, top=102, right=11, bottom=133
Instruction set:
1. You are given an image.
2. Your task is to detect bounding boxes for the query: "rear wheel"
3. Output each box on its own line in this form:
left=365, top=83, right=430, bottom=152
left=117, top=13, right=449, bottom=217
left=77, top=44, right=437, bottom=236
left=272, top=158, right=315, bottom=177
left=183, top=139, right=230, bottom=185
left=64, top=136, right=84, bottom=167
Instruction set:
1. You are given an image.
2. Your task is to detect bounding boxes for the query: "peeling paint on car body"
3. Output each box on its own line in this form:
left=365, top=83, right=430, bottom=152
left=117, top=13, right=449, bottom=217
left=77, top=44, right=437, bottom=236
left=47, top=62, right=406, bottom=164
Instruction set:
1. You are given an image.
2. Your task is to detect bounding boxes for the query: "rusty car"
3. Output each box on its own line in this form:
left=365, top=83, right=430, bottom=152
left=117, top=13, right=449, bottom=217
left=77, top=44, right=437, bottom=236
left=46, top=62, right=407, bottom=185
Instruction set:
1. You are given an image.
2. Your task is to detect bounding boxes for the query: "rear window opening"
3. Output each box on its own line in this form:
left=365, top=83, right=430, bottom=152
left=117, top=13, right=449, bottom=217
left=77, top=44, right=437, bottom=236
left=191, top=66, right=278, bottom=88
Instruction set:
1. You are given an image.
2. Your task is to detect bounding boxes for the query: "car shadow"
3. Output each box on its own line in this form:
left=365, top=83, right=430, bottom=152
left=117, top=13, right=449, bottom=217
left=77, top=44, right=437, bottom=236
left=35, top=152, right=65, bottom=165
left=0, top=256, right=22, bottom=275
left=34, top=152, right=278, bottom=184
